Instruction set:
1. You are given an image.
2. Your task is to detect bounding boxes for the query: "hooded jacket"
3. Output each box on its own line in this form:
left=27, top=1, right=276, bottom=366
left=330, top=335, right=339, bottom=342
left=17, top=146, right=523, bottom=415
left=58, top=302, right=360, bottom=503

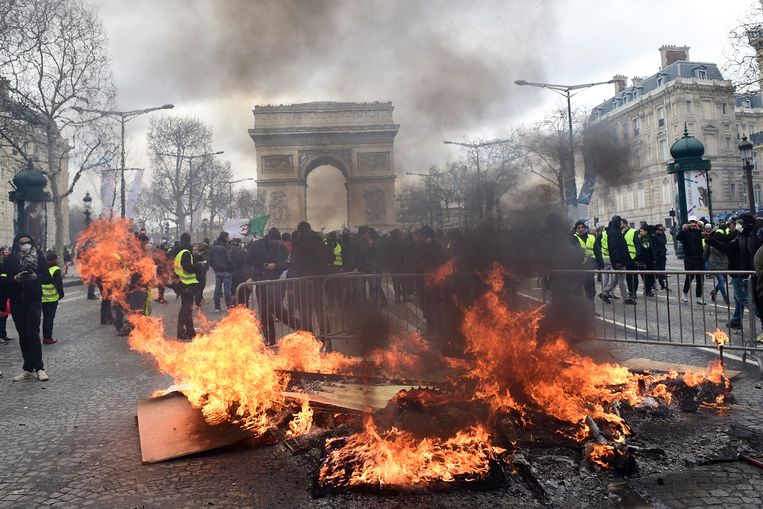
left=1, top=233, right=50, bottom=304
left=209, top=236, right=233, bottom=273
left=595, top=216, right=629, bottom=267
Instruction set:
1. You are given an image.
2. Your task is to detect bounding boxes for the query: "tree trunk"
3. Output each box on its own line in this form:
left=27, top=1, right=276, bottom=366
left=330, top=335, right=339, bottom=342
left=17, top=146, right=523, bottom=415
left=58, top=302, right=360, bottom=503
left=46, top=125, right=65, bottom=254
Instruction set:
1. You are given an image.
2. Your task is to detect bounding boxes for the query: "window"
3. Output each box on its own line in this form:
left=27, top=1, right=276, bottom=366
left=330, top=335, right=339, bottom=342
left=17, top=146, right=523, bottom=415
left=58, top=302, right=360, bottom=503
left=632, top=89, right=640, bottom=100
left=744, top=99, right=752, bottom=108
left=657, top=107, right=665, bottom=127
left=659, top=139, right=669, bottom=161
left=725, top=136, right=732, bottom=151
left=722, top=102, right=728, bottom=115
left=696, top=69, right=707, bottom=80
left=756, top=184, right=762, bottom=207
left=637, top=184, right=645, bottom=208
left=685, top=100, right=693, bottom=113
left=730, top=183, right=737, bottom=199
left=633, top=117, right=640, bottom=135
left=630, top=187, right=636, bottom=209
left=623, top=121, right=629, bottom=138
left=661, top=179, right=671, bottom=205
left=657, top=76, right=664, bottom=87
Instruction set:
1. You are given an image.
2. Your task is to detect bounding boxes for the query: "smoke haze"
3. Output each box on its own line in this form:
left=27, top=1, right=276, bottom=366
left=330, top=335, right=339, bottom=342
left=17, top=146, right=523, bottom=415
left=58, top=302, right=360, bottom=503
left=98, top=0, right=555, bottom=176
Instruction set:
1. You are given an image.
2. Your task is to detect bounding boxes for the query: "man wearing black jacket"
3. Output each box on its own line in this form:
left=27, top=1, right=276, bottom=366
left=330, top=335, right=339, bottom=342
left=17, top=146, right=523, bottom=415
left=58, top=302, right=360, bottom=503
left=209, top=232, right=233, bottom=312
left=595, top=215, right=632, bottom=304
left=677, top=216, right=706, bottom=304
left=706, top=213, right=759, bottom=328
left=1, top=233, right=51, bottom=381
left=247, top=227, right=300, bottom=344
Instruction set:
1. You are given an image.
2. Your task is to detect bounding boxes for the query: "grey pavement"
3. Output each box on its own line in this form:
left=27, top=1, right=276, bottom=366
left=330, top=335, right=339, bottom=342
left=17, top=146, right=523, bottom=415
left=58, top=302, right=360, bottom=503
left=1, top=276, right=763, bottom=508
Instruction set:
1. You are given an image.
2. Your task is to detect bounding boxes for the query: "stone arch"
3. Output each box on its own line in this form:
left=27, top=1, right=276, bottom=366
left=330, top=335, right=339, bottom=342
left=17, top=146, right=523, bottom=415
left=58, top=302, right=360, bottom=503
left=249, top=102, right=399, bottom=232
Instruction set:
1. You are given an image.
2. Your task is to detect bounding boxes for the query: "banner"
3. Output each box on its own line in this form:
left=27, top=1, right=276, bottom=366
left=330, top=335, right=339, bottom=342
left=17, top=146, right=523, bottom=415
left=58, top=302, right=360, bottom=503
left=223, top=218, right=250, bottom=239
left=684, top=170, right=710, bottom=220
left=248, top=215, right=270, bottom=238
left=576, top=175, right=596, bottom=205
left=100, top=170, right=117, bottom=217
left=125, top=169, right=144, bottom=218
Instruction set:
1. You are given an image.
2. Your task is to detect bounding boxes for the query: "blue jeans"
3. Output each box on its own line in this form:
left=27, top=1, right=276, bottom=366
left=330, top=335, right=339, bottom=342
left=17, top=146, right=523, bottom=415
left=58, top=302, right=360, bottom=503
left=732, top=276, right=748, bottom=324
left=713, top=274, right=729, bottom=301
left=214, top=272, right=232, bottom=309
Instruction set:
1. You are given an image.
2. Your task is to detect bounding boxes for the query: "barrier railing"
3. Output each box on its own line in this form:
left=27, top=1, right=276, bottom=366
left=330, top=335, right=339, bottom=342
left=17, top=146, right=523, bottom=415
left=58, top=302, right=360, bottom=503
left=537, top=269, right=763, bottom=374
left=234, top=269, right=763, bottom=374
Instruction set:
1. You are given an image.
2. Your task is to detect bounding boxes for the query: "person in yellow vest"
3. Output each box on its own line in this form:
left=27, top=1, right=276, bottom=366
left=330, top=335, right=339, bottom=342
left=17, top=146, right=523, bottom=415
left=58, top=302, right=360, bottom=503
left=620, top=218, right=640, bottom=304
left=41, top=251, right=65, bottom=345
left=326, top=231, right=344, bottom=273
left=175, top=232, right=199, bottom=340
left=571, top=220, right=596, bottom=300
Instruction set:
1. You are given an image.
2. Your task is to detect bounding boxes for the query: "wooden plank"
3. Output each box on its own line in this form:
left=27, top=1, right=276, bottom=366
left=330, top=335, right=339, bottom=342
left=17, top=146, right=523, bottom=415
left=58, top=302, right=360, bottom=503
left=136, top=391, right=254, bottom=464
left=283, top=384, right=436, bottom=412
left=621, top=358, right=741, bottom=379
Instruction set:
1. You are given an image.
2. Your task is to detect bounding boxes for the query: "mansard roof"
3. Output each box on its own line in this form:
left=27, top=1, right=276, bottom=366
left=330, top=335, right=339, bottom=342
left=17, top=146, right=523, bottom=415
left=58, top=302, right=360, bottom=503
left=592, top=61, right=725, bottom=117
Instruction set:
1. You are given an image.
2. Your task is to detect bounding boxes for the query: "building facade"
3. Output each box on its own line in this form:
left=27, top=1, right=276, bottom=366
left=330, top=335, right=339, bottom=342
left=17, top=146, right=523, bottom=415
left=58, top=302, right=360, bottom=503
left=588, top=46, right=763, bottom=227
left=0, top=78, right=69, bottom=248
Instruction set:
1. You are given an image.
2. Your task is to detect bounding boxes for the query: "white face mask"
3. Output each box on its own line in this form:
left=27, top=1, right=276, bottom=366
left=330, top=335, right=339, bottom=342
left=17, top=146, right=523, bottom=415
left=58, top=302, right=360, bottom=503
left=19, top=243, right=32, bottom=253
left=736, top=223, right=744, bottom=232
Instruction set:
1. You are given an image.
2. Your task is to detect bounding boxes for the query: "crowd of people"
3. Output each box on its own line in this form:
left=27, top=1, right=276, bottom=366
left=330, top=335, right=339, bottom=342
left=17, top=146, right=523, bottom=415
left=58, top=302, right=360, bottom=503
left=571, top=212, right=763, bottom=335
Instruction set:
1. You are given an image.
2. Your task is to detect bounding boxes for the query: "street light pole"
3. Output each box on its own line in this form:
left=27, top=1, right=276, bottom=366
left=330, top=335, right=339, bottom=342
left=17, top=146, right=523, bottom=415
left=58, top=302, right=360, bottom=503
left=157, top=150, right=224, bottom=233
left=73, top=103, right=174, bottom=218
left=739, top=135, right=756, bottom=214
left=226, top=177, right=256, bottom=219
left=514, top=78, right=617, bottom=206
left=83, top=191, right=93, bottom=226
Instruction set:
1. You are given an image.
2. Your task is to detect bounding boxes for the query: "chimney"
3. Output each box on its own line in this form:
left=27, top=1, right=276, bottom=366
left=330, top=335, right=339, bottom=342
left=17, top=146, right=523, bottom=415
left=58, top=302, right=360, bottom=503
left=632, top=76, right=643, bottom=86
left=659, top=45, right=690, bottom=68
left=612, top=74, right=627, bottom=94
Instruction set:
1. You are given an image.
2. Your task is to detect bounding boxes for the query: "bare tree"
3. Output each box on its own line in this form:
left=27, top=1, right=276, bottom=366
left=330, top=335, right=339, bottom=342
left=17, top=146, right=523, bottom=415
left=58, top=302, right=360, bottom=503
left=146, top=115, right=217, bottom=235
left=0, top=0, right=118, bottom=253
left=233, top=187, right=265, bottom=219
left=724, top=2, right=763, bottom=92
left=203, top=160, right=233, bottom=226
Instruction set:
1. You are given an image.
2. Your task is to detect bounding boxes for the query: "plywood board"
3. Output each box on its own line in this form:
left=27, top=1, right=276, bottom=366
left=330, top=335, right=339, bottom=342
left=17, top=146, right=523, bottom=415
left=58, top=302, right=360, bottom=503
left=283, top=384, right=434, bottom=412
left=136, top=391, right=253, bottom=464
left=622, top=358, right=740, bottom=379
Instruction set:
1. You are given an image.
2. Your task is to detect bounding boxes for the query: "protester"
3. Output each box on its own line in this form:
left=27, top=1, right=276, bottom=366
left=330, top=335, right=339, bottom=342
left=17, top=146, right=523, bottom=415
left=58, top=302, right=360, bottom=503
left=653, top=224, right=669, bottom=291
left=1, top=233, right=50, bottom=381
left=0, top=247, right=13, bottom=344
left=174, top=232, right=199, bottom=340
left=192, top=240, right=209, bottom=307
left=209, top=231, right=233, bottom=312
left=571, top=220, right=596, bottom=300
left=620, top=218, right=640, bottom=302
left=677, top=216, right=706, bottom=305
left=705, top=225, right=730, bottom=304
left=41, top=251, right=64, bottom=345
left=595, top=215, right=630, bottom=304
left=230, top=238, right=249, bottom=304
left=636, top=225, right=655, bottom=297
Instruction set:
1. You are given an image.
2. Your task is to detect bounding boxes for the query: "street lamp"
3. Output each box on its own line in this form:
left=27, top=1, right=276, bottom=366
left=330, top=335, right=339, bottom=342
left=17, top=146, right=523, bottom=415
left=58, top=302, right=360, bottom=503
left=156, top=150, right=224, bottom=231
left=163, top=220, right=170, bottom=240
left=202, top=218, right=209, bottom=240
left=73, top=103, right=174, bottom=218
left=514, top=78, right=618, bottom=205
left=226, top=177, right=255, bottom=219
left=739, top=135, right=756, bottom=214
left=8, top=160, right=51, bottom=247
left=83, top=191, right=93, bottom=226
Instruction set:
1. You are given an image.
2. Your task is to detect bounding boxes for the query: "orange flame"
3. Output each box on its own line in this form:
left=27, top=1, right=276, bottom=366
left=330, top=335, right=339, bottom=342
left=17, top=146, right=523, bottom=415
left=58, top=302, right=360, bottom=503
left=75, top=218, right=159, bottom=307
left=319, top=415, right=500, bottom=488
left=287, top=398, right=314, bottom=438
left=707, top=328, right=729, bottom=347
left=587, top=443, right=616, bottom=468
left=426, top=259, right=455, bottom=286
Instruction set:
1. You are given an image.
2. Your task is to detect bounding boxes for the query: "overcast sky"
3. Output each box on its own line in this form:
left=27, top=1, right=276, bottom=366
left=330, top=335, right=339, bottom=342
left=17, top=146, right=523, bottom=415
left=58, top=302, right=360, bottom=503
left=86, top=0, right=753, bottom=202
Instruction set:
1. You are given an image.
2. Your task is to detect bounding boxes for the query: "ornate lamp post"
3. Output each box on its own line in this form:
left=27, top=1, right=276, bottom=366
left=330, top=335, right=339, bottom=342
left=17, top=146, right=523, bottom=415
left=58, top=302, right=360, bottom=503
left=738, top=135, right=756, bottom=214
left=163, top=220, right=170, bottom=240
left=667, top=126, right=711, bottom=259
left=9, top=161, right=51, bottom=247
left=83, top=191, right=93, bottom=226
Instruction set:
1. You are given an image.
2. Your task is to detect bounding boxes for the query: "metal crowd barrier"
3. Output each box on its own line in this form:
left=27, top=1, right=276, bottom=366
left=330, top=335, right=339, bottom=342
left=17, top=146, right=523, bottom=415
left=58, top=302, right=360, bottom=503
left=536, top=269, right=763, bottom=375
left=233, top=272, right=487, bottom=352
left=233, top=269, right=763, bottom=375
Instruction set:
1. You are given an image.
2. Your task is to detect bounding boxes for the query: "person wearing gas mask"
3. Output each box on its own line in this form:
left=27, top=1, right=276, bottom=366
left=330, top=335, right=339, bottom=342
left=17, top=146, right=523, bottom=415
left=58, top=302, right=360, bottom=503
left=705, top=213, right=760, bottom=329
left=0, top=234, right=51, bottom=381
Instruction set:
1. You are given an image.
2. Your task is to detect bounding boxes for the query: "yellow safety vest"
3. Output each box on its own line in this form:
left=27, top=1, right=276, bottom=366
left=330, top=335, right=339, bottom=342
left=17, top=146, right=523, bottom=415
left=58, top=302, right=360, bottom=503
left=575, top=233, right=596, bottom=263
left=144, top=290, right=152, bottom=316
left=333, top=243, right=343, bottom=267
left=41, top=266, right=61, bottom=303
left=174, top=249, right=199, bottom=285
left=623, top=228, right=637, bottom=260
left=600, top=231, right=609, bottom=260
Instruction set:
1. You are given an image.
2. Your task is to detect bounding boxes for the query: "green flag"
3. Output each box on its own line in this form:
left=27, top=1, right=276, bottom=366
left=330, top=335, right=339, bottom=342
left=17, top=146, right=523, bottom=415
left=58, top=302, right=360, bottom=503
left=248, top=215, right=270, bottom=238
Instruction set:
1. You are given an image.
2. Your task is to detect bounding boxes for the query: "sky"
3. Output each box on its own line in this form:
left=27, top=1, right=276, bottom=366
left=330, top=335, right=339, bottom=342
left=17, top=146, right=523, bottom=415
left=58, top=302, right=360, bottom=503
left=84, top=0, right=754, bottom=210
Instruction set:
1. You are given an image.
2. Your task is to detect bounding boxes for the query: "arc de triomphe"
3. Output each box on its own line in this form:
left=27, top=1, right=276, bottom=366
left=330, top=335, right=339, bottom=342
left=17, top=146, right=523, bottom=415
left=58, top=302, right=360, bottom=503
left=249, top=101, right=399, bottom=232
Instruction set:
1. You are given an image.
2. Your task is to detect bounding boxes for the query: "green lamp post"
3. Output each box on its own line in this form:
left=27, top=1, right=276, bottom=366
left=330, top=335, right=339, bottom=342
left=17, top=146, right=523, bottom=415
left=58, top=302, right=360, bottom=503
left=9, top=161, right=52, bottom=247
left=667, top=126, right=711, bottom=259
